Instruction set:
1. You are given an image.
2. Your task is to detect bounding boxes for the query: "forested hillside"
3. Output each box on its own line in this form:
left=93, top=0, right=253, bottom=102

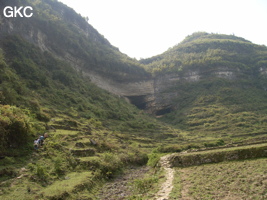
left=0, top=0, right=156, bottom=155
left=0, top=0, right=149, bottom=81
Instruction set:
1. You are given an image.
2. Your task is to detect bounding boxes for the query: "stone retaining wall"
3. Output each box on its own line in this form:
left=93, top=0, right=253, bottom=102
left=168, top=145, right=267, bottom=168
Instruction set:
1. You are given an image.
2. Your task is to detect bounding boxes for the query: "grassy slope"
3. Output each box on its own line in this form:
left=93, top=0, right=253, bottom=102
left=170, top=158, right=267, bottom=199
left=0, top=1, right=180, bottom=197
left=162, top=78, right=267, bottom=140
left=0, top=1, right=173, bottom=197
left=0, top=26, right=174, bottom=200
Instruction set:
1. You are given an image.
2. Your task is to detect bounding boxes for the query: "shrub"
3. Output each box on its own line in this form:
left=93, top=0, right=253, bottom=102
left=98, top=152, right=123, bottom=179
left=131, top=176, right=158, bottom=194
left=36, top=164, right=49, bottom=182
left=0, top=105, right=35, bottom=154
left=204, top=139, right=225, bottom=147
left=54, top=156, right=66, bottom=175
left=147, top=153, right=161, bottom=168
left=154, top=145, right=182, bottom=153
left=36, top=111, right=50, bottom=122
left=119, top=151, right=148, bottom=165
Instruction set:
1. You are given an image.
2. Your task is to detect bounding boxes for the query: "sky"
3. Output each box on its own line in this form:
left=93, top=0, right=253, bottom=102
left=59, top=0, right=267, bottom=59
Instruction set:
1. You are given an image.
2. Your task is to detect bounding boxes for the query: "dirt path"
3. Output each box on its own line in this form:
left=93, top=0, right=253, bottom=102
left=154, top=155, right=174, bottom=200
left=97, top=165, right=150, bottom=200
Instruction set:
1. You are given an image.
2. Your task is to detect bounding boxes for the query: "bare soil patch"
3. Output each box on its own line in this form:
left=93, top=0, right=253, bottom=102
left=97, top=165, right=150, bottom=200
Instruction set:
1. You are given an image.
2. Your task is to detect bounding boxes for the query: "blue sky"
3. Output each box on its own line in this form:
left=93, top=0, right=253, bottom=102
left=59, top=0, right=267, bottom=59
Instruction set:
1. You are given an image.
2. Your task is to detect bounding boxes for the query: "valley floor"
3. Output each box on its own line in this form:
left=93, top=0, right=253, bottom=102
left=93, top=149, right=267, bottom=200
left=97, top=159, right=267, bottom=200
left=1, top=127, right=267, bottom=200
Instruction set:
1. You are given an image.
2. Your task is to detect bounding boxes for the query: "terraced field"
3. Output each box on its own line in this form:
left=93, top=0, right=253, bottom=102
left=169, top=158, right=267, bottom=199
left=0, top=128, right=148, bottom=200
left=162, top=144, right=267, bottom=200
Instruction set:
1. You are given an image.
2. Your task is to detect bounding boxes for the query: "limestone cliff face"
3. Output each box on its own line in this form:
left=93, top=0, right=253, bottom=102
left=84, top=71, right=155, bottom=110
left=149, top=67, right=243, bottom=115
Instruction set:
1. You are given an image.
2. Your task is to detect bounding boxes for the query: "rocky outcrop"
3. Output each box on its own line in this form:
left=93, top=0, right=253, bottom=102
left=85, top=71, right=154, bottom=97
left=259, top=67, right=267, bottom=75
left=149, top=67, right=241, bottom=115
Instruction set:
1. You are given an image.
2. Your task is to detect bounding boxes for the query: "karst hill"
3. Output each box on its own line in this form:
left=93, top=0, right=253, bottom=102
left=1, top=0, right=267, bottom=148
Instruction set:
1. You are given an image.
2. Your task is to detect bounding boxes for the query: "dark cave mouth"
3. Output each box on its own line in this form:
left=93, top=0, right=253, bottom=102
left=155, top=107, right=172, bottom=116
left=126, top=95, right=173, bottom=116
left=126, top=95, right=147, bottom=110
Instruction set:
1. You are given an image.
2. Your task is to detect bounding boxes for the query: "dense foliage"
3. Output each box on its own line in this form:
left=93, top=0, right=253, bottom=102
left=0, top=0, right=149, bottom=82
left=0, top=105, right=36, bottom=155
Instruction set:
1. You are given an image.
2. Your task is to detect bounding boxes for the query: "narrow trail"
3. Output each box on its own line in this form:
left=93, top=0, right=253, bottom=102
left=155, top=155, right=174, bottom=200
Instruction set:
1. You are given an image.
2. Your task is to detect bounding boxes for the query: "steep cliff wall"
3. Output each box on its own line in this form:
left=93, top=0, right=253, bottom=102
left=150, top=66, right=244, bottom=115
left=0, top=0, right=155, bottom=111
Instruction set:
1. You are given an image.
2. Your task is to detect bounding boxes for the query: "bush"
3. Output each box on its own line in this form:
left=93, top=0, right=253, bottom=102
left=0, top=105, right=35, bottom=154
left=131, top=176, right=158, bottom=194
left=119, top=151, right=148, bottom=165
left=36, top=111, right=50, bottom=122
left=35, top=164, right=49, bottom=182
left=204, top=139, right=225, bottom=147
left=54, top=156, right=65, bottom=175
left=98, top=152, right=123, bottom=179
left=154, top=145, right=183, bottom=153
left=147, top=153, right=161, bottom=168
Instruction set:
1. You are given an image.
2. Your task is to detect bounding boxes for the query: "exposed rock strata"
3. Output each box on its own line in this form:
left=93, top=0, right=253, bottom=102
left=1, top=14, right=265, bottom=115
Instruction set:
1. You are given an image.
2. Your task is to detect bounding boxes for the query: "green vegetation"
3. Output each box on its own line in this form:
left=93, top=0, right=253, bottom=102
left=131, top=176, right=159, bottom=195
left=0, top=1, right=167, bottom=197
left=0, top=105, right=41, bottom=156
left=139, top=32, right=267, bottom=145
left=170, top=158, right=267, bottom=199
left=127, top=169, right=164, bottom=200
left=142, top=32, right=267, bottom=75
left=169, top=143, right=267, bottom=167
left=0, top=126, right=151, bottom=199
left=8, top=0, right=149, bottom=81
left=0, top=34, right=162, bottom=154
left=161, top=78, right=267, bottom=139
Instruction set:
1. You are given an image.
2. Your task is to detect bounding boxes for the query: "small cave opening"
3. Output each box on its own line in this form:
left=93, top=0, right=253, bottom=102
left=155, top=107, right=172, bottom=116
left=126, top=95, right=147, bottom=110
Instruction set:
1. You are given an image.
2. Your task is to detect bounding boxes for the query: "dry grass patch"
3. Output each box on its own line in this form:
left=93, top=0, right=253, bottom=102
left=172, top=158, right=267, bottom=199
